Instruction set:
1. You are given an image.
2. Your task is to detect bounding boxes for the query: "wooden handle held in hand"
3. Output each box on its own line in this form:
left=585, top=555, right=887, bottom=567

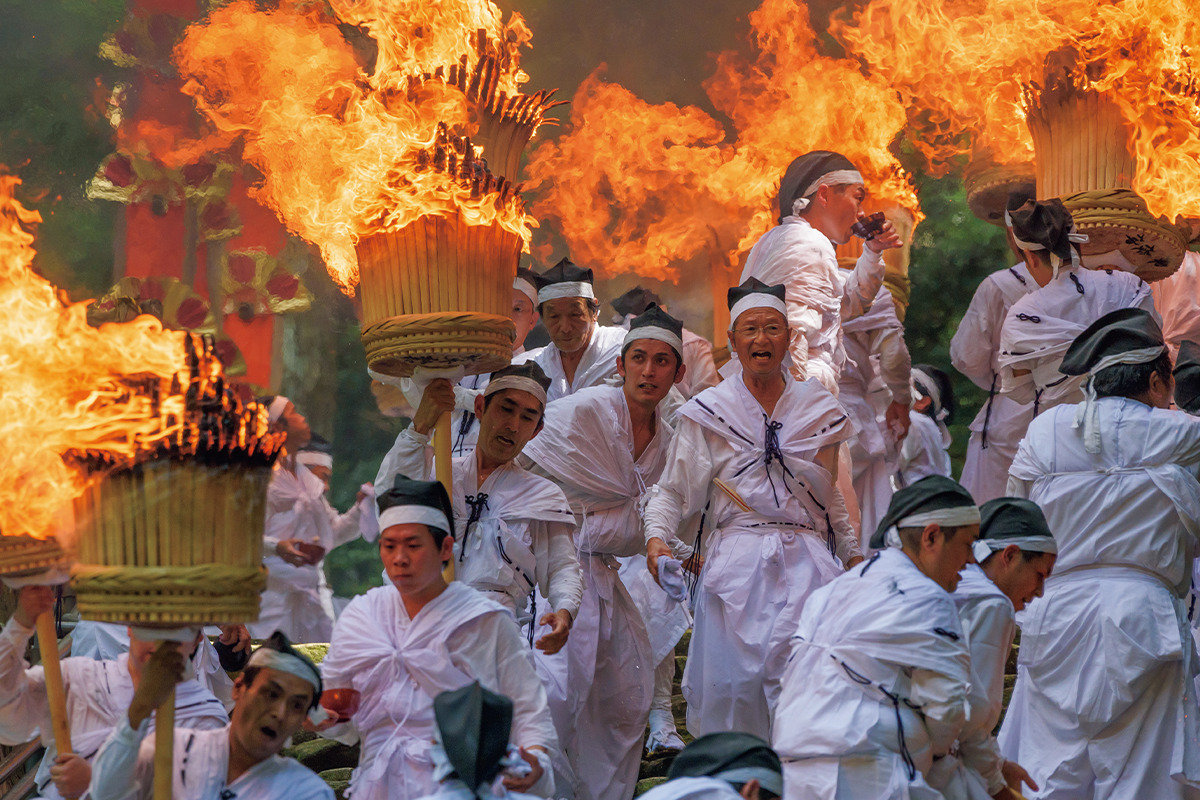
left=34, top=612, right=71, bottom=755
left=434, top=410, right=455, bottom=583
left=154, top=686, right=175, bottom=800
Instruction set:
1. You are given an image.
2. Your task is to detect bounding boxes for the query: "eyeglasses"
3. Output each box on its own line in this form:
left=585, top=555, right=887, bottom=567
left=732, top=324, right=787, bottom=339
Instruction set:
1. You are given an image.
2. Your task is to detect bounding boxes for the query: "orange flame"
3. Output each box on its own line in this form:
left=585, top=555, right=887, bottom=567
left=0, top=175, right=276, bottom=541
left=174, top=0, right=537, bottom=292
left=526, top=0, right=919, bottom=283
left=835, top=0, right=1200, bottom=220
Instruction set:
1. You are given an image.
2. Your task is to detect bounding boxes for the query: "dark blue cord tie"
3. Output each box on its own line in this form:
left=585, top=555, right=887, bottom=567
left=461, top=493, right=489, bottom=562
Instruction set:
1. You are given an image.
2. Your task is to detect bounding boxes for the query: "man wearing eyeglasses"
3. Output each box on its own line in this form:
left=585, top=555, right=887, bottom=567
left=643, top=278, right=861, bottom=742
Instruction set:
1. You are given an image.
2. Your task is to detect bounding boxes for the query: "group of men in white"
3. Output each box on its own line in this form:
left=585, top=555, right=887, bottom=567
left=4, top=147, right=1200, bottom=800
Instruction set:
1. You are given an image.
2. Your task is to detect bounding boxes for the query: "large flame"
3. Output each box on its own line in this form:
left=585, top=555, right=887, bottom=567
left=526, top=0, right=918, bottom=283
left=835, top=0, right=1200, bottom=220
left=174, top=0, right=536, bottom=292
left=0, top=176, right=277, bottom=541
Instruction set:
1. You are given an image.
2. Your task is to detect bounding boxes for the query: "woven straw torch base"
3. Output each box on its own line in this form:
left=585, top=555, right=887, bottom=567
left=361, top=312, right=515, bottom=378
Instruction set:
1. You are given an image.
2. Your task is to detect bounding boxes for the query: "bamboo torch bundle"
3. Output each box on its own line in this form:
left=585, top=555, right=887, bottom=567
left=1024, top=49, right=1190, bottom=281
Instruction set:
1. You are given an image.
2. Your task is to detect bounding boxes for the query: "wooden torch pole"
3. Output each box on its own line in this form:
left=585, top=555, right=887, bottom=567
left=434, top=411, right=455, bottom=582
left=154, top=684, right=175, bottom=800
left=34, top=612, right=71, bottom=755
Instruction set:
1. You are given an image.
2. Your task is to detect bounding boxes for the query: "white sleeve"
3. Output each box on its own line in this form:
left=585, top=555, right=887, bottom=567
left=909, top=668, right=969, bottom=756
left=88, top=717, right=153, bottom=800
left=957, top=599, right=1014, bottom=794
left=643, top=421, right=716, bottom=547
left=325, top=498, right=365, bottom=549
left=532, top=520, right=584, bottom=619
left=871, top=324, right=913, bottom=406
left=0, top=616, right=46, bottom=746
left=486, top=619, right=560, bottom=791
left=375, top=427, right=434, bottom=491
left=683, top=338, right=720, bottom=396
left=951, top=280, right=1004, bottom=391
left=825, top=464, right=863, bottom=565
left=841, top=248, right=887, bottom=321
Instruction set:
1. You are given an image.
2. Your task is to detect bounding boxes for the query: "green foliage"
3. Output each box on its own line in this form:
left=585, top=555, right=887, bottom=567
left=0, top=0, right=125, bottom=299
left=904, top=175, right=1012, bottom=470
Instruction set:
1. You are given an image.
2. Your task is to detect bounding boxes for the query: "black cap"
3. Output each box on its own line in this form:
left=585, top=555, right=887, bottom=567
left=612, top=286, right=663, bottom=317
left=434, top=682, right=513, bottom=791
left=1006, top=194, right=1081, bottom=267
left=871, top=475, right=977, bottom=550
left=376, top=474, right=456, bottom=540
left=1059, top=307, right=1165, bottom=376
left=777, top=150, right=858, bottom=223
left=727, top=277, right=786, bottom=311
left=667, top=732, right=783, bottom=795
left=1175, top=340, right=1200, bottom=414
left=978, top=497, right=1053, bottom=542
left=534, top=257, right=594, bottom=292
left=629, top=303, right=683, bottom=338
left=485, top=360, right=552, bottom=396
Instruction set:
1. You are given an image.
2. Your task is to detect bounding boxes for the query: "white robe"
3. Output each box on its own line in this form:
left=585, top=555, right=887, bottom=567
left=895, top=412, right=951, bottom=489
left=772, top=548, right=970, bottom=800
left=531, top=326, right=625, bottom=403
left=681, top=328, right=720, bottom=399
left=319, top=582, right=558, bottom=800
left=950, top=263, right=1037, bottom=504
left=643, top=373, right=857, bottom=739
left=928, top=565, right=1014, bottom=799
left=252, top=460, right=339, bottom=643
left=90, top=721, right=332, bottom=800
left=740, top=215, right=886, bottom=391
left=997, top=266, right=1155, bottom=413
left=839, top=273, right=911, bottom=541
left=375, top=429, right=582, bottom=621
left=1000, top=398, right=1200, bottom=798
left=1152, top=251, right=1200, bottom=361
left=0, top=617, right=227, bottom=800
left=522, top=385, right=671, bottom=800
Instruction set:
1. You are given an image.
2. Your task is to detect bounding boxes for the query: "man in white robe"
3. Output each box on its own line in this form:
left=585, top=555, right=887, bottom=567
left=839, top=275, right=912, bottom=540
left=89, top=631, right=332, bottom=800
left=772, top=475, right=978, bottom=799
left=895, top=366, right=953, bottom=489
left=999, top=308, right=1200, bottom=798
left=997, top=196, right=1155, bottom=416
left=951, top=224, right=1038, bottom=503
left=375, top=362, right=582, bottom=649
left=522, top=305, right=689, bottom=800
left=740, top=150, right=902, bottom=393
left=644, top=278, right=860, bottom=740
left=0, top=585, right=227, bottom=800
left=530, top=258, right=625, bottom=402
left=251, top=396, right=344, bottom=643
left=1152, top=251, right=1200, bottom=362
left=640, top=733, right=785, bottom=800
left=928, top=498, right=1054, bottom=800
left=319, top=477, right=559, bottom=800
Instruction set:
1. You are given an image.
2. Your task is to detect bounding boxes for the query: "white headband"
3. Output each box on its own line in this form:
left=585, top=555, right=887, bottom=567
left=378, top=504, right=451, bottom=534
left=883, top=505, right=982, bottom=548
left=792, top=169, right=864, bottom=213
left=537, top=282, right=595, bottom=303
left=729, top=294, right=787, bottom=328
left=297, top=451, right=333, bottom=470
left=1003, top=207, right=1089, bottom=278
left=911, top=368, right=947, bottom=421
left=483, top=375, right=548, bottom=405
left=973, top=535, right=1058, bottom=562
left=1072, top=344, right=1167, bottom=454
left=129, top=626, right=201, bottom=643
left=513, top=277, right=538, bottom=306
left=714, top=768, right=783, bottom=798
left=267, top=396, right=290, bottom=423
left=247, top=647, right=322, bottom=694
left=622, top=325, right=683, bottom=356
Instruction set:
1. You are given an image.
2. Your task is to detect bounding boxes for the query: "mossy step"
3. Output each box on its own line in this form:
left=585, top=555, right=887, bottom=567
left=285, top=736, right=360, bottom=775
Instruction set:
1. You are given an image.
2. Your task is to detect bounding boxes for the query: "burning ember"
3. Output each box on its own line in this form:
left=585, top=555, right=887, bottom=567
left=0, top=174, right=280, bottom=544
left=527, top=0, right=918, bottom=289
left=834, top=0, right=1200, bottom=222
left=174, top=0, right=555, bottom=292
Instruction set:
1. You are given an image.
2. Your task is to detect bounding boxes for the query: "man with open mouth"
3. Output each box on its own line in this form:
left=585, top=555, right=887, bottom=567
left=644, top=278, right=861, bottom=742
left=89, top=631, right=332, bottom=799
left=520, top=303, right=690, bottom=800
